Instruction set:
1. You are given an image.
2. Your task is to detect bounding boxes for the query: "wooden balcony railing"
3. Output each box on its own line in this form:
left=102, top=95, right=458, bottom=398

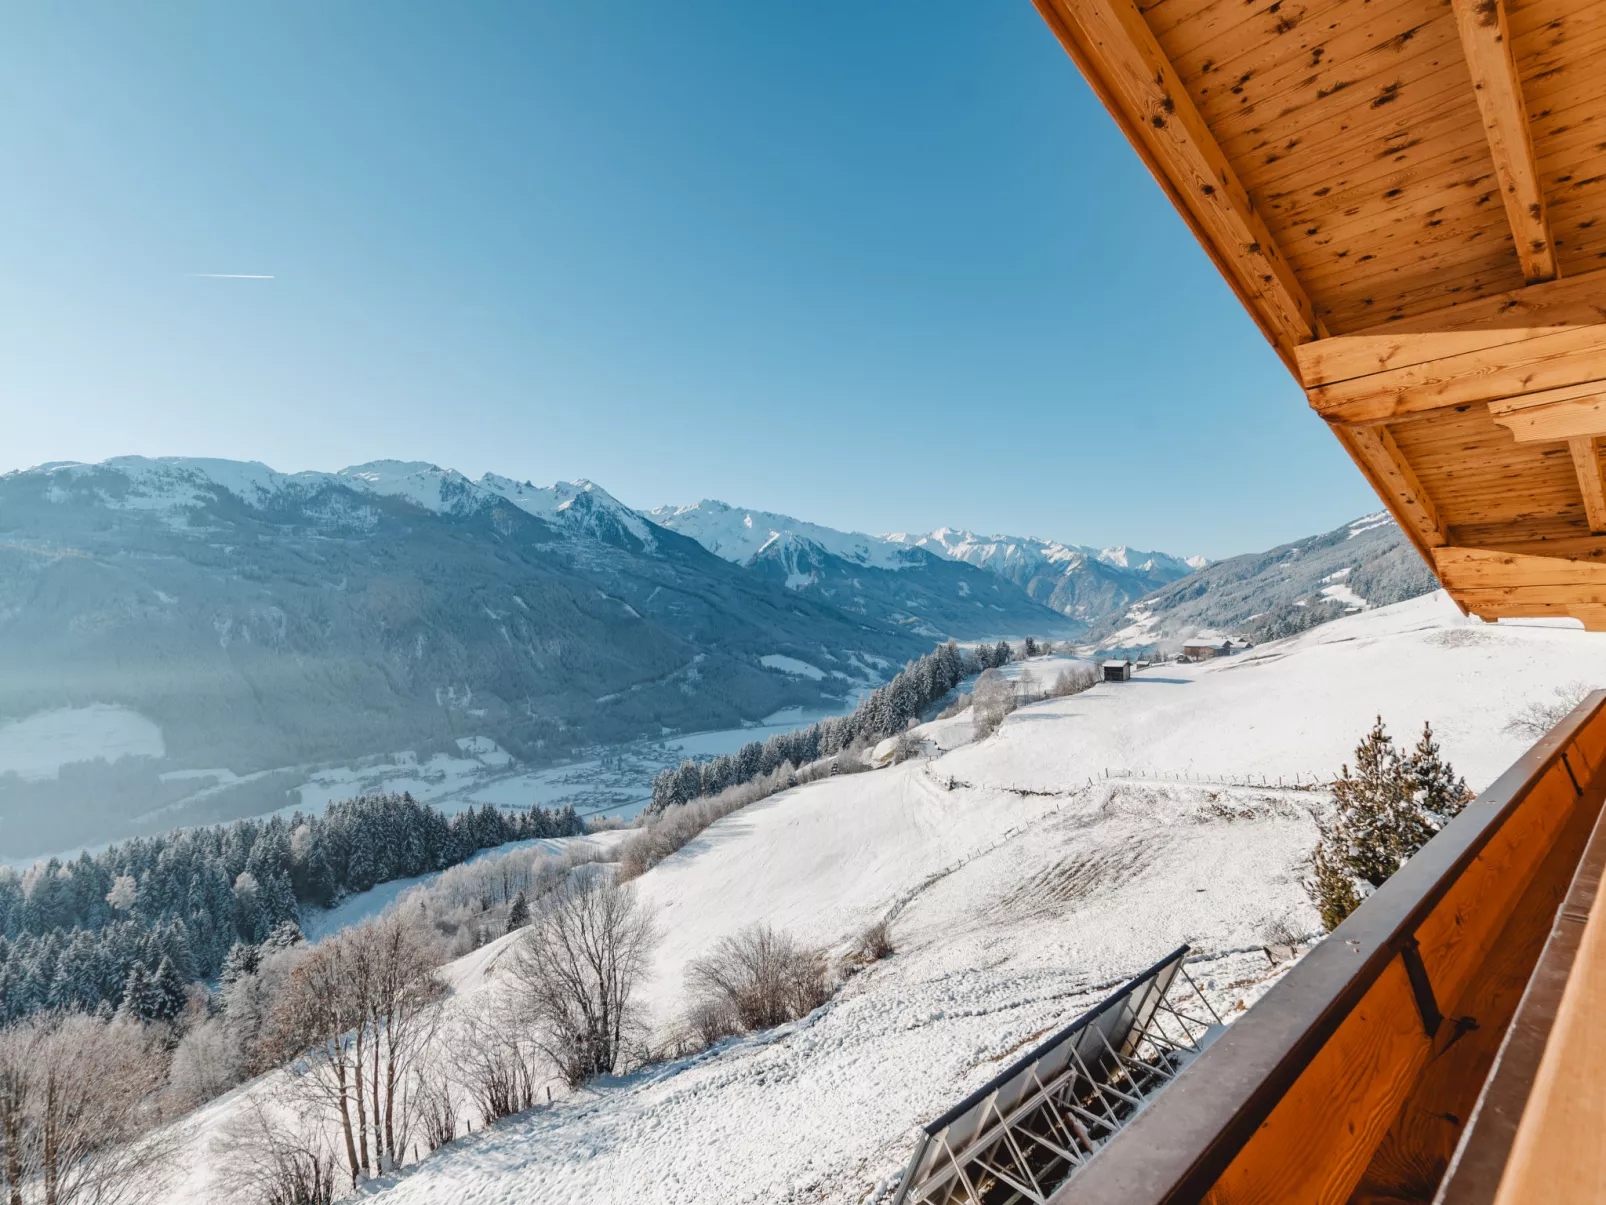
left=1048, top=691, right=1606, bottom=1204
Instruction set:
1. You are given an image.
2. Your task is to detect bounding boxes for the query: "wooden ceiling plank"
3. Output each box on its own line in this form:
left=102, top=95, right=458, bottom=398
left=1449, top=0, right=1558, bottom=282
left=1185, top=2, right=1465, bottom=136
left=1337, top=424, right=1448, bottom=548
left=1032, top=0, right=1317, bottom=355
left=1332, top=264, right=1606, bottom=337
left=1214, top=53, right=1484, bottom=164
left=1570, top=437, right=1606, bottom=533
left=1264, top=129, right=1500, bottom=231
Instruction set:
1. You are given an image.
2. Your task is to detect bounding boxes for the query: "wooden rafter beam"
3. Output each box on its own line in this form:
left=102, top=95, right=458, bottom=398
left=1449, top=0, right=1557, bottom=285
left=1295, top=268, right=1606, bottom=422
left=1335, top=425, right=1447, bottom=552
left=1308, top=329, right=1606, bottom=426
left=1296, top=267, right=1606, bottom=391
left=1570, top=438, right=1606, bottom=535
left=1031, top=0, right=1316, bottom=368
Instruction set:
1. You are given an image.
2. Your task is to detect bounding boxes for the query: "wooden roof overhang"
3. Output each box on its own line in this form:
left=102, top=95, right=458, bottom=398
left=1032, top=0, right=1606, bottom=626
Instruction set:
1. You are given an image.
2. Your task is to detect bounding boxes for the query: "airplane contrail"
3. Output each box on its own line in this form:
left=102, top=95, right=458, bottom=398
left=190, top=273, right=276, bottom=279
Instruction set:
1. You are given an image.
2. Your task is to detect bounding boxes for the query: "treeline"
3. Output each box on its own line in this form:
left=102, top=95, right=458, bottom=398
left=0, top=794, right=582, bottom=1024
left=649, top=639, right=1017, bottom=813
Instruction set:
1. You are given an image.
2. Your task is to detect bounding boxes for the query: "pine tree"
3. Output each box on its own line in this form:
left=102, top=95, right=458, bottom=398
left=118, top=960, right=155, bottom=1020
left=1308, top=838, right=1362, bottom=931
left=263, top=919, right=304, bottom=952
left=150, top=955, right=187, bottom=1021
left=1307, top=716, right=1472, bottom=932
left=1407, top=722, right=1473, bottom=826
left=219, top=941, right=261, bottom=985
left=1330, top=717, right=1425, bottom=888
left=506, top=890, right=530, bottom=933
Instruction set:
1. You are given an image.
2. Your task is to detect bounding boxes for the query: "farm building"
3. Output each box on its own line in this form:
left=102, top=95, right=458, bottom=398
left=1180, top=638, right=1231, bottom=662
left=1101, top=659, right=1132, bottom=682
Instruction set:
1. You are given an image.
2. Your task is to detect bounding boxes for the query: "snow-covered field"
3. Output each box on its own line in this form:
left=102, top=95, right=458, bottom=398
left=0, top=703, right=165, bottom=781
left=161, top=593, right=1606, bottom=1205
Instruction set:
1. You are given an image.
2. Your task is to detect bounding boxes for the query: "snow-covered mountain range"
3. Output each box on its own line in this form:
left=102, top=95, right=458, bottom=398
left=0, top=458, right=936, bottom=857
left=650, top=501, right=1203, bottom=626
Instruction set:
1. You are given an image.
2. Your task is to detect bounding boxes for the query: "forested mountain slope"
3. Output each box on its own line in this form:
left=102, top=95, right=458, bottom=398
left=0, top=459, right=928, bottom=856
left=1093, top=514, right=1439, bottom=648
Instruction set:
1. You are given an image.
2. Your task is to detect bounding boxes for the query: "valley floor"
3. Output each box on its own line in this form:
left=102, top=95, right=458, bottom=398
left=170, top=593, right=1606, bottom=1205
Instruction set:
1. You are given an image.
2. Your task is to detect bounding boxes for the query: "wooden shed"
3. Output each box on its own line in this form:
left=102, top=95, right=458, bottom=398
left=1101, top=659, right=1133, bottom=681
left=1021, top=0, right=1606, bottom=1198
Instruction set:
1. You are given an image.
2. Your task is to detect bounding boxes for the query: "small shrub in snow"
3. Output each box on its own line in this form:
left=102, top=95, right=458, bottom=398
left=857, top=920, right=894, bottom=962
left=1305, top=718, right=1472, bottom=931
left=1506, top=681, right=1592, bottom=740
left=411, top=1068, right=460, bottom=1152
left=685, top=924, right=831, bottom=1034
left=456, top=1009, right=539, bottom=1125
left=219, top=1095, right=340, bottom=1205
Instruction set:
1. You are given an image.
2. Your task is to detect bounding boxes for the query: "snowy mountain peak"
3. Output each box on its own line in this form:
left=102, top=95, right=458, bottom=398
left=480, top=474, right=656, bottom=549
left=337, top=460, right=480, bottom=514
left=647, top=500, right=910, bottom=571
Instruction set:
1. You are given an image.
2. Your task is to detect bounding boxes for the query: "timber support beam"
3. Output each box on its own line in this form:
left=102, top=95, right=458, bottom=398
left=1449, top=0, right=1557, bottom=285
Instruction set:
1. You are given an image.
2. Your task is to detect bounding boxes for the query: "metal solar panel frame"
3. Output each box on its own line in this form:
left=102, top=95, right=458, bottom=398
left=892, top=944, right=1219, bottom=1205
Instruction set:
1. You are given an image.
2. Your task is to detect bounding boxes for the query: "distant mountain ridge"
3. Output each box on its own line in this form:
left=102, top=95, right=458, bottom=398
left=647, top=501, right=1077, bottom=639
left=652, top=500, right=1204, bottom=628
left=1092, top=513, right=1440, bottom=650
left=882, top=527, right=1204, bottom=623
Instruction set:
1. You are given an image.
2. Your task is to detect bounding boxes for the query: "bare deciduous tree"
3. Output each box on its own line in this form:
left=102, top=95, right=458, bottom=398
left=1049, top=664, right=1098, bottom=698
left=971, top=669, right=1018, bottom=739
left=0, top=1013, right=174, bottom=1205
left=505, top=871, right=654, bottom=1086
left=357, top=913, right=443, bottom=1172
left=269, top=912, right=443, bottom=1188
left=270, top=937, right=367, bottom=1189
left=684, top=924, right=831, bottom=1034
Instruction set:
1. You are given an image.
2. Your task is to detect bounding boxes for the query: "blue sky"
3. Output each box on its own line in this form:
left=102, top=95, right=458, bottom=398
left=0, top=1, right=1377, bottom=558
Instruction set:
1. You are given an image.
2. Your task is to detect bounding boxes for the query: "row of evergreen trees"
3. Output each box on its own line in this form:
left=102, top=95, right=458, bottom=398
left=648, top=639, right=1016, bottom=813
left=0, top=794, right=582, bottom=1024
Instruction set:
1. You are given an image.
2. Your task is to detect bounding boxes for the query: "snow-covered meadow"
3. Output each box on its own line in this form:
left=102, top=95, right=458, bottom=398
left=161, top=593, right=1606, bottom=1204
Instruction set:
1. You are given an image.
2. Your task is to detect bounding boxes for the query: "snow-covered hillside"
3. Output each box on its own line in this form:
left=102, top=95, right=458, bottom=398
left=1095, top=512, right=1440, bottom=650
left=155, top=591, right=1606, bottom=1205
